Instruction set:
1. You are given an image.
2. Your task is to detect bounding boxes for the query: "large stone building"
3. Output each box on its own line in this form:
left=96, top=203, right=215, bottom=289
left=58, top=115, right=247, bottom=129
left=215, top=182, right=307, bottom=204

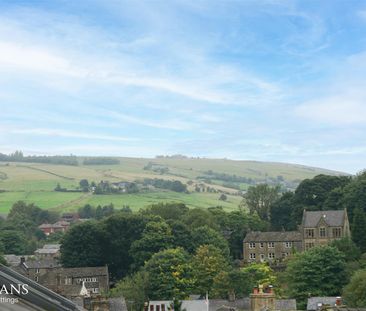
left=243, top=231, right=302, bottom=263
left=15, top=257, right=109, bottom=299
left=300, top=209, right=351, bottom=250
left=243, top=209, right=350, bottom=263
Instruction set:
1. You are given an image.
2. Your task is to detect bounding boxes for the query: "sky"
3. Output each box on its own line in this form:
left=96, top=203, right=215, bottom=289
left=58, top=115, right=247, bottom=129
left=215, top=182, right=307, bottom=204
left=0, top=0, right=366, bottom=174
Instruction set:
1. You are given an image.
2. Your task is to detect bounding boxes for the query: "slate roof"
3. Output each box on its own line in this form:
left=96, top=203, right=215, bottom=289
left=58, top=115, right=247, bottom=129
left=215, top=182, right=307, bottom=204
left=23, top=258, right=61, bottom=269
left=244, top=231, right=302, bottom=242
left=58, top=266, right=108, bottom=277
left=42, top=244, right=61, bottom=249
left=302, top=210, right=345, bottom=227
left=276, top=299, right=297, bottom=310
left=307, top=297, right=338, bottom=310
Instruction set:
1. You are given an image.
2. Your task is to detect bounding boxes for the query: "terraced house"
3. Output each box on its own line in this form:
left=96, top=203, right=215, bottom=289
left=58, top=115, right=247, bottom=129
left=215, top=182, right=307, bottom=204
left=243, top=209, right=350, bottom=264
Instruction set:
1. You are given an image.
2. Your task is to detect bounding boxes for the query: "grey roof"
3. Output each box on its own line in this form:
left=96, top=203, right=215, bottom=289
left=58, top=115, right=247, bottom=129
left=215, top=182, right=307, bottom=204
left=303, top=210, right=345, bottom=227
left=149, top=300, right=207, bottom=311
left=149, top=299, right=251, bottom=311
left=307, top=297, right=338, bottom=310
left=4, top=255, right=30, bottom=267
left=42, top=244, right=61, bottom=249
left=58, top=266, right=108, bottom=277
left=244, top=231, right=302, bottom=242
left=109, top=297, right=128, bottom=311
left=35, top=248, right=60, bottom=254
left=276, top=299, right=297, bottom=310
left=23, top=258, right=61, bottom=269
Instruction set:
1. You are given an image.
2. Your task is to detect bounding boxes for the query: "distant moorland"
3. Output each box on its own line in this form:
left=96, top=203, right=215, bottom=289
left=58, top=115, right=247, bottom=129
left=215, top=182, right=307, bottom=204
left=0, top=152, right=346, bottom=214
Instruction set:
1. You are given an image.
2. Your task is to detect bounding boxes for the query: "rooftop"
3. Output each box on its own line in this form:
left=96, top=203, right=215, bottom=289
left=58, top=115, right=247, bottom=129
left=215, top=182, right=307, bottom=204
left=244, top=231, right=302, bottom=242
left=302, top=210, right=346, bottom=227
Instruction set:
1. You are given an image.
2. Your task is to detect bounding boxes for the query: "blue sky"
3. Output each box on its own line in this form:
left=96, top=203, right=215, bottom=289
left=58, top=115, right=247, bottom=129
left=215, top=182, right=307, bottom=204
left=0, top=0, right=366, bottom=173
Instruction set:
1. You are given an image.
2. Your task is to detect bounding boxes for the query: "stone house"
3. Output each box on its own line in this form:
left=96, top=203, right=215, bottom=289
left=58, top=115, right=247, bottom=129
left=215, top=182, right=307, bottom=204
left=34, top=244, right=61, bottom=259
left=243, top=231, right=302, bottom=263
left=243, top=209, right=350, bottom=263
left=300, top=209, right=350, bottom=251
left=15, top=258, right=109, bottom=299
left=38, top=221, right=70, bottom=235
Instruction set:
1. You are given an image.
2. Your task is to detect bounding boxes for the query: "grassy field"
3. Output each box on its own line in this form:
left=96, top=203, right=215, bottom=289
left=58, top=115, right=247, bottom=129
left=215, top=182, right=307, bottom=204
left=0, top=157, right=345, bottom=214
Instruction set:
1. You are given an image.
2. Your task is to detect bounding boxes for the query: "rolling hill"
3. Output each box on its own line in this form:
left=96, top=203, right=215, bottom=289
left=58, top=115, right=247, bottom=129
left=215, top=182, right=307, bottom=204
left=0, top=156, right=346, bottom=214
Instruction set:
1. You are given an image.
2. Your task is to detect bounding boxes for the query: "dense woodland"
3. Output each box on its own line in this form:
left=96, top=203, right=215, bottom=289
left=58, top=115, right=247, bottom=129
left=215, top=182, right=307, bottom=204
left=1, top=172, right=366, bottom=308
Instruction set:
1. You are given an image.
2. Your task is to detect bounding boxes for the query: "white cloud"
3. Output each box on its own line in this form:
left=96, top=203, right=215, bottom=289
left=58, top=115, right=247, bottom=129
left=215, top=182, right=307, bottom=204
left=295, top=95, right=366, bottom=125
left=10, top=128, right=138, bottom=142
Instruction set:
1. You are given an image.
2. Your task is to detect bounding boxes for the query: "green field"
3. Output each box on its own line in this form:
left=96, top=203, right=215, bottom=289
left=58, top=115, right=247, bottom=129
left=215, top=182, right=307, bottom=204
left=0, top=157, right=345, bottom=214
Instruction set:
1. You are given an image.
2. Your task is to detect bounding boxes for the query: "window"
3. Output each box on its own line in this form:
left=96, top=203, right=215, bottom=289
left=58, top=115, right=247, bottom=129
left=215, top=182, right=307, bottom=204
left=249, top=242, right=255, bottom=249
left=333, top=228, right=342, bottom=238
left=36, top=268, right=40, bottom=274
left=150, top=305, right=154, bottom=311
left=260, top=254, right=265, bottom=261
left=35, top=276, right=39, bottom=282
left=268, top=253, right=275, bottom=259
left=92, top=288, right=99, bottom=294
left=156, top=306, right=160, bottom=311
left=65, top=277, right=72, bottom=285
left=249, top=253, right=256, bottom=260
left=260, top=242, right=264, bottom=248
left=319, top=227, right=326, bottom=237
left=305, top=229, right=315, bottom=238
left=92, top=277, right=97, bottom=282
left=284, top=242, right=292, bottom=248
left=268, top=242, right=274, bottom=248
left=161, top=305, right=166, bottom=311
left=282, top=252, right=289, bottom=258
left=305, top=242, right=314, bottom=250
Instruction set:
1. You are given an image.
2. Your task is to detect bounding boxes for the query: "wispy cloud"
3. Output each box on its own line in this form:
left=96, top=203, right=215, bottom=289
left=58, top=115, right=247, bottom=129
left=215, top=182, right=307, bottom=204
left=10, top=128, right=138, bottom=142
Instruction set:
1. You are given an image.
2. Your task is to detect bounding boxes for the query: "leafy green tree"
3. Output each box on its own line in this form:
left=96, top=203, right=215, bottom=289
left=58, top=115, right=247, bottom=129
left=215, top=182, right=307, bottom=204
left=242, top=184, right=280, bottom=221
left=341, top=172, right=366, bottom=219
left=60, top=221, right=106, bottom=267
left=343, top=269, right=366, bottom=307
left=142, top=203, right=189, bottom=221
left=79, top=179, right=89, bottom=192
left=102, top=213, right=149, bottom=279
left=144, top=248, right=194, bottom=299
left=0, top=230, right=27, bottom=254
left=169, top=298, right=187, bottom=311
left=182, top=208, right=219, bottom=230
left=111, top=270, right=149, bottom=311
left=241, top=263, right=277, bottom=294
left=351, top=208, right=366, bottom=252
left=130, top=221, right=173, bottom=269
left=330, top=237, right=361, bottom=262
left=168, top=220, right=193, bottom=251
left=286, top=246, right=347, bottom=309
left=191, top=245, right=229, bottom=296
left=191, top=226, right=230, bottom=257
left=270, top=192, right=296, bottom=230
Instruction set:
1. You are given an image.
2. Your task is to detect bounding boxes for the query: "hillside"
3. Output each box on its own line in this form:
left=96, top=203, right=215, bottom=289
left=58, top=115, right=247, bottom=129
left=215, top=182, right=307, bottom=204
left=0, top=156, right=346, bottom=214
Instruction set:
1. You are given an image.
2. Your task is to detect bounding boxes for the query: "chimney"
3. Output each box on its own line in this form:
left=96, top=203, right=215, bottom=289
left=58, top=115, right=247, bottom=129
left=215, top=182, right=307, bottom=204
left=335, top=297, right=342, bottom=306
left=20, top=257, right=26, bottom=264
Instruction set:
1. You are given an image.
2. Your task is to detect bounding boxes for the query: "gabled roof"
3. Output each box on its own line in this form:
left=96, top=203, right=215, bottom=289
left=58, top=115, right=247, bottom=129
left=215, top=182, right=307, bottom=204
left=244, top=231, right=302, bottom=242
left=276, top=299, right=297, bottom=310
left=302, top=210, right=345, bottom=227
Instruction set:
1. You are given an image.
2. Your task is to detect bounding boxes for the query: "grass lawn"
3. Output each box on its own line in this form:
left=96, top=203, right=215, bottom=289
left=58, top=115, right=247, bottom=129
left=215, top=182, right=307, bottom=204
left=0, top=191, right=84, bottom=213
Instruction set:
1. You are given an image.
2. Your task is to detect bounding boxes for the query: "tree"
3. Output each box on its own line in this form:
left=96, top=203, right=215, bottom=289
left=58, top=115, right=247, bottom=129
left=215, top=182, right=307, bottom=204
left=169, top=298, right=187, bottom=311
left=182, top=208, right=219, bottom=230
left=242, top=184, right=280, bottom=221
left=102, top=213, right=149, bottom=279
left=60, top=221, right=106, bottom=267
left=168, top=220, right=193, bottom=251
left=111, top=270, right=149, bottom=311
left=270, top=192, right=296, bottom=230
left=0, top=230, right=27, bottom=255
left=240, top=263, right=277, bottom=295
left=144, top=248, right=194, bottom=299
left=191, top=245, right=229, bottom=296
left=79, top=179, right=89, bottom=192
left=330, top=237, right=361, bottom=262
left=351, top=208, right=366, bottom=252
left=129, top=221, right=173, bottom=269
left=190, top=226, right=230, bottom=257
left=286, top=246, right=347, bottom=309
left=343, top=269, right=366, bottom=307
left=219, top=194, right=227, bottom=201
left=142, top=203, right=189, bottom=221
